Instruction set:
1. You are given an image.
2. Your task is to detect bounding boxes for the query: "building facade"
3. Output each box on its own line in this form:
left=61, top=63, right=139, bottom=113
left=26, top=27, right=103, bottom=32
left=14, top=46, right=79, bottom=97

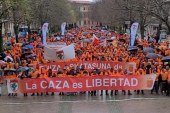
left=2, top=21, right=14, bottom=36
left=70, top=0, right=100, bottom=28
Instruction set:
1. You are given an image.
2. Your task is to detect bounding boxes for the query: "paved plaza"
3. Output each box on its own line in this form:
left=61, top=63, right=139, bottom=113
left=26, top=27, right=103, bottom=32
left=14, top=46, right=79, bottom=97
left=0, top=90, right=170, bottom=113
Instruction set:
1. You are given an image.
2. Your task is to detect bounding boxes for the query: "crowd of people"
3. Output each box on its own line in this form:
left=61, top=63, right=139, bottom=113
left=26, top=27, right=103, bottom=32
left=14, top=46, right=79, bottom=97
left=0, top=27, right=170, bottom=97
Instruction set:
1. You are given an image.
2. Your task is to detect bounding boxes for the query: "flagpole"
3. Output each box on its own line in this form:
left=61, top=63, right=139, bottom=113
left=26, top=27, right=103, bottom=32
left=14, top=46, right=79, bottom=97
left=130, top=21, right=133, bottom=46
left=130, top=22, right=131, bottom=46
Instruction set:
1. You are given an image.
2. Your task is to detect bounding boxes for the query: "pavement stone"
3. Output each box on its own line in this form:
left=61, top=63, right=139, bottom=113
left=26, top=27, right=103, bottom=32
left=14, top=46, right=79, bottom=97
left=0, top=90, right=170, bottom=113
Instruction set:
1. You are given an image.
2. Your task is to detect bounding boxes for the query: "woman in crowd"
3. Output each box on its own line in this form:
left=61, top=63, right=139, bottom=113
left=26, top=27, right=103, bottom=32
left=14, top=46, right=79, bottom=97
left=0, top=28, right=170, bottom=97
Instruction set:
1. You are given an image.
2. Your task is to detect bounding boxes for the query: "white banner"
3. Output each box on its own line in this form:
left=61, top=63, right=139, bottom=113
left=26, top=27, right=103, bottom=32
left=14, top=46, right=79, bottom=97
left=61, top=22, right=66, bottom=36
left=44, top=44, right=75, bottom=61
left=7, top=79, right=19, bottom=94
left=130, top=22, right=139, bottom=46
left=46, top=42, right=66, bottom=48
left=100, top=39, right=107, bottom=47
left=42, top=22, right=49, bottom=45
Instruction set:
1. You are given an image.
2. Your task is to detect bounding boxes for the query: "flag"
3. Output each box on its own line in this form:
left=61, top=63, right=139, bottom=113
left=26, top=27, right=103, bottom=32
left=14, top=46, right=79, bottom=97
left=130, top=22, right=139, bottom=46
left=7, top=79, right=19, bottom=94
left=92, top=34, right=100, bottom=44
left=99, top=39, right=107, bottom=47
left=44, top=44, right=75, bottom=61
left=61, top=22, right=66, bottom=36
left=42, top=22, right=49, bottom=45
left=81, top=41, right=84, bottom=47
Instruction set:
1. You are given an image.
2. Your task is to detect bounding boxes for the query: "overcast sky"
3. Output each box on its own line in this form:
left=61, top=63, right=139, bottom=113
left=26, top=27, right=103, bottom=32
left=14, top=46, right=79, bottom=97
left=69, top=0, right=94, bottom=2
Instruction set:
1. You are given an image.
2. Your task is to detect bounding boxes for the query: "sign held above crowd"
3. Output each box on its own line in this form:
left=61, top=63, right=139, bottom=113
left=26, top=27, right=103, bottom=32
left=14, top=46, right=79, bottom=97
left=44, top=43, right=75, bottom=61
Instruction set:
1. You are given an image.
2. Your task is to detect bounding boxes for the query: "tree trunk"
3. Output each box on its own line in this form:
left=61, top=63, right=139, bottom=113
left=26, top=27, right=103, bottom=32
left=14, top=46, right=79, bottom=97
left=165, top=21, right=170, bottom=34
left=27, top=22, right=31, bottom=42
left=12, top=3, right=19, bottom=43
left=156, top=22, right=162, bottom=43
left=140, top=25, right=145, bottom=40
left=0, top=22, right=3, bottom=53
left=14, top=24, right=19, bottom=43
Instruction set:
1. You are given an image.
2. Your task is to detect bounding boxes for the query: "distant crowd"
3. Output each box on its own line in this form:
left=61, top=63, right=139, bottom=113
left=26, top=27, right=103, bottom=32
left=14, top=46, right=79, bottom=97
left=0, top=28, right=170, bottom=96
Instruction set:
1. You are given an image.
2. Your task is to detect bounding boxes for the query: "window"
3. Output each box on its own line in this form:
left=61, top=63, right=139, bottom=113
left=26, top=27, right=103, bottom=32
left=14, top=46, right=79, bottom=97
left=83, top=13, right=86, bottom=18
left=84, top=20, right=86, bottom=25
left=153, top=26, right=157, bottom=30
left=88, top=20, right=90, bottom=25
left=79, top=21, right=81, bottom=26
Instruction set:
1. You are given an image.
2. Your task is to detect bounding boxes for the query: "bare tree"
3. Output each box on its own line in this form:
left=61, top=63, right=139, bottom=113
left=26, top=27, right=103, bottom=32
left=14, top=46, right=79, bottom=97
left=0, top=0, right=11, bottom=52
left=145, top=0, right=170, bottom=33
left=90, top=0, right=137, bottom=31
left=92, top=0, right=170, bottom=36
left=91, top=0, right=160, bottom=38
left=30, top=0, right=77, bottom=32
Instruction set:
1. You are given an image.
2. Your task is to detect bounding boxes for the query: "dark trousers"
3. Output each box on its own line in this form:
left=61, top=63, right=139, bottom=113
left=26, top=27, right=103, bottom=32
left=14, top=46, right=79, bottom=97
left=23, top=93, right=27, bottom=96
left=115, top=90, right=118, bottom=95
left=123, top=90, right=132, bottom=95
left=111, top=90, right=114, bottom=95
left=161, top=80, right=167, bottom=94
left=166, top=82, right=170, bottom=96
left=137, top=90, right=144, bottom=94
left=151, top=81, right=159, bottom=94
left=100, top=90, right=108, bottom=95
left=91, top=91, right=96, bottom=96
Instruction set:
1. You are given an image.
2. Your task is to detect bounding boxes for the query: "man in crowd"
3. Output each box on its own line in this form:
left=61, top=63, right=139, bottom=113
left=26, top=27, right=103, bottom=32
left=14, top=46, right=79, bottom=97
left=0, top=27, right=169, bottom=97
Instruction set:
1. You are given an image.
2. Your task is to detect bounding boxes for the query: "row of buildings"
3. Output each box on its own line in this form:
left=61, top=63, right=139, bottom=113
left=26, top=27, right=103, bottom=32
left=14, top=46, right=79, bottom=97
left=70, top=0, right=100, bottom=28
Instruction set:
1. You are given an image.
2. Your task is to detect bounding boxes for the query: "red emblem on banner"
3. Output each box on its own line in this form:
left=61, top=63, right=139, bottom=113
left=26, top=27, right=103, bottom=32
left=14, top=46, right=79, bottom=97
left=56, top=50, right=64, bottom=59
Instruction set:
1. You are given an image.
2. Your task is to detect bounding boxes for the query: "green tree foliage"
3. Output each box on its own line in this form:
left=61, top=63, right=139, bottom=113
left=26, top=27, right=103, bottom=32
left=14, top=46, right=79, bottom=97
left=0, top=0, right=11, bottom=52
left=30, top=0, right=77, bottom=32
left=0, top=0, right=77, bottom=52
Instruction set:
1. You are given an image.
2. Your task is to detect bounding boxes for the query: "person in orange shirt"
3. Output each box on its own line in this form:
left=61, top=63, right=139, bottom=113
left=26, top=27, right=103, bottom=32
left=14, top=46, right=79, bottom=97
left=82, top=70, right=89, bottom=77
left=110, top=69, right=118, bottom=95
left=90, top=70, right=98, bottom=96
left=10, top=37, right=15, bottom=44
left=100, top=70, right=109, bottom=96
left=56, top=69, right=65, bottom=96
left=151, top=70, right=160, bottom=94
left=114, top=69, right=125, bottom=95
left=39, top=67, right=46, bottom=78
left=167, top=70, right=170, bottom=96
left=122, top=69, right=132, bottom=95
left=160, top=68, right=168, bottom=94
left=46, top=68, right=55, bottom=96
left=135, top=66, right=146, bottom=95
left=136, top=68, right=145, bottom=76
